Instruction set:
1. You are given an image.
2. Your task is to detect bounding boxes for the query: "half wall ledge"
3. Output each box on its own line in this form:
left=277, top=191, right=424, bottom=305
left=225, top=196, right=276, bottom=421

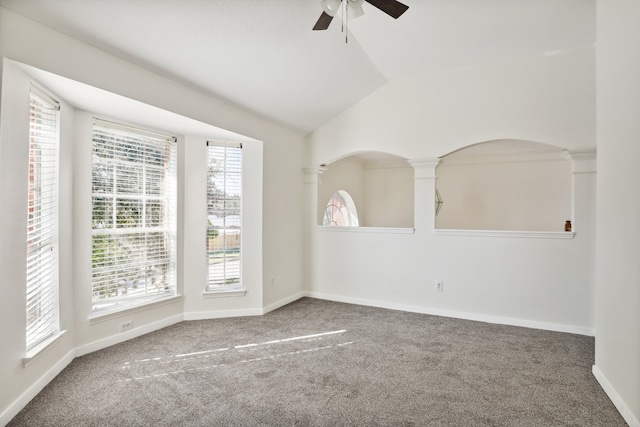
left=316, top=226, right=415, bottom=234
left=435, top=229, right=575, bottom=239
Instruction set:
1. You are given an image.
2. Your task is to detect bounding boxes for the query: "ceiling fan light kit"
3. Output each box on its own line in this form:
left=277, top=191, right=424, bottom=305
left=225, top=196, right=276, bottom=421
left=314, top=0, right=409, bottom=32
left=321, top=0, right=342, bottom=17
left=347, top=0, right=365, bottom=20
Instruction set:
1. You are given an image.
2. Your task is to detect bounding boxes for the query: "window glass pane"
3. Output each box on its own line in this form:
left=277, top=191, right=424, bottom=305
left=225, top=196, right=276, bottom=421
left=92, top=196, right=114, bottom=229
left=145, top=167, right=164, bottom=196
left=145, top=200, right=164, bottom=227
left=115, top=199, right=143, bottom=228
left=116, top=164, right=142, bottom=194
left=92, top=162, right=113, bottom=193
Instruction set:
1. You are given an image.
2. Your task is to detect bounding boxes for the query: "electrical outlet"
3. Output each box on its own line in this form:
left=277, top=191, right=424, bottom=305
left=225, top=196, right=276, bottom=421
left=435, top=281, right=444, bottom=292
left=119, top=320, right=133, bottom=332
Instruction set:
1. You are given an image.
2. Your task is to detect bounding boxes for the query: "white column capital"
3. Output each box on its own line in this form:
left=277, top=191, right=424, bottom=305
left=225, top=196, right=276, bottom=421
left=408, top=158, right=441, bottom=180
left=563, top=148, right=597, bottom=174
left=303, top=166, right=327, bottom=184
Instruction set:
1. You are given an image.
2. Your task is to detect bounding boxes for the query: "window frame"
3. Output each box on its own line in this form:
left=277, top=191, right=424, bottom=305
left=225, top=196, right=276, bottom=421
left=205, top=141, right=244, bottom=294
left=90, top=118, right=178, bottom=314
left=25, top=84, right=61, bottom=353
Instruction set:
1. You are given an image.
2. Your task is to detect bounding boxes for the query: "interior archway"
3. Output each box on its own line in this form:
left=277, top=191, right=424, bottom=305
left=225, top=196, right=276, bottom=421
left=435, top=139, right=571, bottom=231
left=318, top=152, right=413, bottom=228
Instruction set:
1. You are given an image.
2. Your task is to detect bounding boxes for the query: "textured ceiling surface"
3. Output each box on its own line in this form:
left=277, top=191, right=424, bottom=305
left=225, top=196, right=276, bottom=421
left=0, top=0, right=595, bottom=134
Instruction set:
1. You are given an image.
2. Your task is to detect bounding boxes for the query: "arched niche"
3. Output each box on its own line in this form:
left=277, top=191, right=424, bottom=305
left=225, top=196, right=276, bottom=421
left=435, top=139, right=571, bottom=232
left=318, top=152, right=414, bottom=228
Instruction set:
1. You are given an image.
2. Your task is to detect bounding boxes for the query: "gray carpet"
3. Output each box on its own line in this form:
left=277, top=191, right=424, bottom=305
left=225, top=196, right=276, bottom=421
left=9, top=298, right=626, bottom=426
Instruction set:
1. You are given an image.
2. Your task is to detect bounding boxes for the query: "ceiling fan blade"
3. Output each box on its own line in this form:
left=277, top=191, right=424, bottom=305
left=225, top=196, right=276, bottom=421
left=364, top=0, right=409, bottom=19
left=313, top=12, right=334, bottom=30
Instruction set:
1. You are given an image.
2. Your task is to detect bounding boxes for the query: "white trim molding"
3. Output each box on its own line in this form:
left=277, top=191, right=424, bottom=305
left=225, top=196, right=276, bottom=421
left=303, top=166, right=327, bottom=184
left=77, top=314, right=184, bottom=357
left=304, top=291, right=593, bottom=336
left=1, top=350, right=75, bottom=426
left=183, top=308, right=263, bottom=321
left=316, top=226, right=415, bottom=234
left=435, top=229, right=576, bottom=239
left=203, top=288, right=247, bottom=298
left=262, top=292, right=306, bottom=315
left=592, top=365, right=640, bottom=427
left=89, top=295, right=183, bottom=324
left=23, top=330, right=68, bottom=367
left=408, top=158, right=440, bottom=180
left=563, top=147, right=597, bottom=174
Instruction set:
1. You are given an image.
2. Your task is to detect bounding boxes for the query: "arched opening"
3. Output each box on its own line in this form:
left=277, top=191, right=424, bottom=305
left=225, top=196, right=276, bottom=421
left=435, top=139, right=571, bottom=231
left=318, top=152, right=413, bottom=228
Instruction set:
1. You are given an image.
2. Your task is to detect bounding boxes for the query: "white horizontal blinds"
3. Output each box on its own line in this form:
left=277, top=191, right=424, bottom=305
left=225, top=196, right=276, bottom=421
left=91, top=119, right=177, bottom=311
left=206, top=141, right=242, bottom=290
left=26, top=86, right=60, bottom=350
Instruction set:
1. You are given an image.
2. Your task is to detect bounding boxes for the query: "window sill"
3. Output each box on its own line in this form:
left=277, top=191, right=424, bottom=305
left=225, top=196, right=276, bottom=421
left=316, top=226, right=415, bottom=234
left=203, top=287, right=247, bottom=298
left=435, top=229, right=576, bottom=239
left=23, top=330, right=67, bottom=367
left=89, top=294, right=182, bottom=324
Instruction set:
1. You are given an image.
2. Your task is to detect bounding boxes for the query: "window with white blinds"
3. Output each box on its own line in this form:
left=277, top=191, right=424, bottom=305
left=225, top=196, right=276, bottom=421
left=91, top=119, right=177, bottom=312
left=206, top=142, right=242, bottom=291
left=26, top=86, right=60, bottom=351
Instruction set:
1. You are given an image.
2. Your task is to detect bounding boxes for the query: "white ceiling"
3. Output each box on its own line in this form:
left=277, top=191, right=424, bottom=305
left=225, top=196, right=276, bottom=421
left=0, top=0, right=595, bottom=135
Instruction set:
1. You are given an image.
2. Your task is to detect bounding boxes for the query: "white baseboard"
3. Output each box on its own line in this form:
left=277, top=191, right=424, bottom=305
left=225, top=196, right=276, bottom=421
left=183, top=307, right=263, bottom=320
left=304, top=291, right=594, bottom=336
left=75, top=314, right=184, bottom=357
left=0, top=349, right=75, bottom=426
left=262, top=292, right=306, bottom=315
left=593, top=365, right=640, bottom=427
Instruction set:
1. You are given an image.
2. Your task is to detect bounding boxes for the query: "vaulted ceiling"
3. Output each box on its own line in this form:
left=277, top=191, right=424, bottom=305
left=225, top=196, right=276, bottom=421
left=0, top=0, right=595, bottom=135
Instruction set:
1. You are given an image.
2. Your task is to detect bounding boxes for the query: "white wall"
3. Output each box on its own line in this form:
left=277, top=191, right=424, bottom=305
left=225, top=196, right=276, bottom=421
left=309, top=47, right=596, bottom=163
left=0, top=61, right=77, bottom=425
left=307, top=49, right=596, bottom=337
left=436, top=151, right=572, bottom=231
left=594, top=1, right=640, bottom=425
left=182, top=134, right=264, bottom=318
left=0, top=6, right=305, bottom=423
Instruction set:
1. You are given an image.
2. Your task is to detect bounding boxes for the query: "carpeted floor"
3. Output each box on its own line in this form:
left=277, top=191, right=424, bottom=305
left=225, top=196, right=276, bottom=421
left=9, top=298, right=626, bottom=426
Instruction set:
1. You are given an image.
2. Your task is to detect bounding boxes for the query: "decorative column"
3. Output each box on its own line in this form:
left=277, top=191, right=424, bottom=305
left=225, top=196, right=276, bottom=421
left=302, top=167, right=326, bottom=292
left=303, top=167, right=327, bottom=227
left=408, top=158, right=441, bottom=233
left=563, top=148, right=597, bottom=235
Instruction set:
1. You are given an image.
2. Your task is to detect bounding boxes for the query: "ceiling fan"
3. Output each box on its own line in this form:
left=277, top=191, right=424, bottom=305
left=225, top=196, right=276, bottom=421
left=313, top=0, right=409, bottom=31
